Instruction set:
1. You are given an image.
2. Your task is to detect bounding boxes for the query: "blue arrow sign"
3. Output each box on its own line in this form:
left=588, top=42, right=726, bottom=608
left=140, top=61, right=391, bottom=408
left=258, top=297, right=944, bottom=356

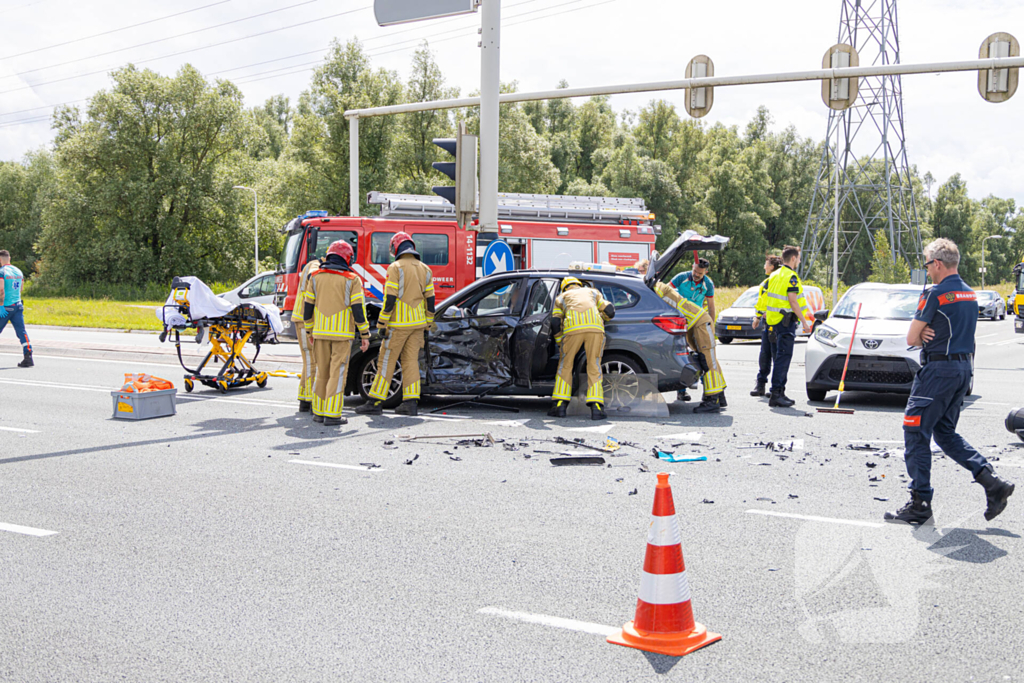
left=482, top=239, right=514, bottom=277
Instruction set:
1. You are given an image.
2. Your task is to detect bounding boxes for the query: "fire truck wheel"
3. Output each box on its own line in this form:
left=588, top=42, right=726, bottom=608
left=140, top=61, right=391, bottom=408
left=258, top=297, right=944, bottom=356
left=356, top=353, right=403, bottom=409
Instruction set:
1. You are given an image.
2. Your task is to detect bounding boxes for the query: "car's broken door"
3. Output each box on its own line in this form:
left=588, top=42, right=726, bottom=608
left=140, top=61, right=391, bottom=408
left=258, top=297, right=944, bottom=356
left=513, top=278, right=560, bottom=387
left=429, top=276, right=526, bottom=395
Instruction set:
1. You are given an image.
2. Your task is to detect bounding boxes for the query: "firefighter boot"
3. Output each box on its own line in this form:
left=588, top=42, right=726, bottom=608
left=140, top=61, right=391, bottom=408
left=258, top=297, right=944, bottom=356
left=693, top=395, right=722, bottom=414
left=298, top=401, right=312, bottom=413
left=590, top=403, right=607, bottom=421
left=717, top=391, right=728, bottom=408
left=312, top=414, right=325, bottom=423
left=17, top=352, right=33, bottom=368
left=884, top=493, right=933, bottom=525
left=356, top=401, right=383, bottom=415
left=547, top=401, right=567, bottom=418
left=676, top=390, right=691, bottom=403
left=975, top=469, right=1015, bottom=521
left=323, top=416, right=348, bottom=426
left=750, top=381, right=766, bottom=397
left=396, top=400, right=419, bottom=416
left=768, top=391, right=795, bottom=408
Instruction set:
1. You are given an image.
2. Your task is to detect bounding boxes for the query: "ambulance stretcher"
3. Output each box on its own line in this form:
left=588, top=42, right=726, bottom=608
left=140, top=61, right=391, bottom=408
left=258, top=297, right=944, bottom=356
left=156, top=276, right=284, bottom=393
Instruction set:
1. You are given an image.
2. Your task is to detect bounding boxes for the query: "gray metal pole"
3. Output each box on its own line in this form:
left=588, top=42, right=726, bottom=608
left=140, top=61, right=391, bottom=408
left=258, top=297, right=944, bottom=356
left=832, top=113, right=840, bottom=308
left=982, top=239, right=986, bottom=289
left=350, top=116, right=360, bottom=217
left=478, top=0, right=500, bottom=231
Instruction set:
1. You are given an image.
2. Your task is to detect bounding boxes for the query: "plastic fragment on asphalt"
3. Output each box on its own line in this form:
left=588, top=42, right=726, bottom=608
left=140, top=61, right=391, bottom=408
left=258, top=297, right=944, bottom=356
left=550, top=456, right=606, bottom=466
left=874, top=497, right=889, bottom=501
left=788, top=494, right=799, bottom=499
left=403, top=454, right=420, bottom=465
left=638, top=462, right=650, bottom=473
left=627, top=488, right=638, bottom=495
left=604, top=437, right=621, bottom=451
left=866, top=462, right=878, bottom=468
left=658, top=432, right=703, bottom=443
left=449, top=456, right=462, bottom=461
left=359, top=463, right=381, bottom=469
left=702, top=499, right=714, bottom=504
left=656, top=450, right=708, bottom=463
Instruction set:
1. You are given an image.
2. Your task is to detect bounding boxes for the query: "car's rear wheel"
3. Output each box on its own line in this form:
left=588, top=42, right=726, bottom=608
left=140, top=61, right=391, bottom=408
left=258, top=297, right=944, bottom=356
left=719, top=336, right=733, bottom=344
left=357, top=353, right=403, bottom=408
left=806, top=386, right=827, bottom=402
left=600, top=354, right=644, bottom=410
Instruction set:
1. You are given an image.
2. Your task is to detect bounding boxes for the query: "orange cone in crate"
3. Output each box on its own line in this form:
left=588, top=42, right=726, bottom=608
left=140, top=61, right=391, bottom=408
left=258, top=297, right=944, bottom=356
left=607, top=472, right=721, bottom=657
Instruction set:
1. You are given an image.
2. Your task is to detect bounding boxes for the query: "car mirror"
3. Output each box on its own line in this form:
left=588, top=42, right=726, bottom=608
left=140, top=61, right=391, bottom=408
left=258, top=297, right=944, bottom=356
left=443, top=307, right=462, bottom=319
left=814, top=309, right=829, bottom=322
left=240, top=286, right=251, bottom=298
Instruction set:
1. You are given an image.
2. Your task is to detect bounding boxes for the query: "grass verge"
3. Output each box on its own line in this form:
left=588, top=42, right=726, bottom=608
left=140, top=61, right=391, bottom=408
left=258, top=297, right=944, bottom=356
left=22, top=298, right=165, bottom=332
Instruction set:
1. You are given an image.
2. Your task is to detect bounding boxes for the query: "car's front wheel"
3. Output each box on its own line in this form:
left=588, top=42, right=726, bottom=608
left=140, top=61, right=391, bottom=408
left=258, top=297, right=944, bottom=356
left=356, top=353, right=404, bottom=408
left=806, top=386, right=827, bottom=402
left=719, top=336, right=733, bottom=344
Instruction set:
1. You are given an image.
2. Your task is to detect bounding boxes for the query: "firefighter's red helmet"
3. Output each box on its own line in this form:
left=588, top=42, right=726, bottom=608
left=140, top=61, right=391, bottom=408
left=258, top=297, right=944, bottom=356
left=390, top=232, right=417, bottom=257
left=326, top=240, right=353, bottom=263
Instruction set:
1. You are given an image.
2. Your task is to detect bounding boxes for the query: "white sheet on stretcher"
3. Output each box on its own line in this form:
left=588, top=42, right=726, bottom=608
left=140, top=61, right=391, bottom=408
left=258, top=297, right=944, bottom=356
left=156, top=276, right=284, bottom=336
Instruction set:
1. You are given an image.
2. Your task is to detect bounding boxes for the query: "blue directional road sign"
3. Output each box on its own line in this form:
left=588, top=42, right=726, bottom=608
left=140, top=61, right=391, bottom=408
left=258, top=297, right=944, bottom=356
left=482, top=240, right=514, bottom=277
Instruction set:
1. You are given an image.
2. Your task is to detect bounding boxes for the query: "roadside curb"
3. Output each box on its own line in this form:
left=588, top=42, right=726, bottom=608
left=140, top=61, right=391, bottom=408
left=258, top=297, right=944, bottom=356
left=0, top=339, right=302, bottom=370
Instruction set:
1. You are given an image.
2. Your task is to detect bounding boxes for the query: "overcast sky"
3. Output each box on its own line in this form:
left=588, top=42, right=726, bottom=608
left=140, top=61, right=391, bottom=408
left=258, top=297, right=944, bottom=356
left=1, top=0, right=1021, bottom=206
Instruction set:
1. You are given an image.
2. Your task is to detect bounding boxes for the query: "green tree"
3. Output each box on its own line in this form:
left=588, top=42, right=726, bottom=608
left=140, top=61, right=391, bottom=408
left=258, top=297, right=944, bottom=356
left=931, top=173, right=978, bottom=280
left=0, top=150, right=55, bottom=269
left=867, top=230, right=911, bottom=283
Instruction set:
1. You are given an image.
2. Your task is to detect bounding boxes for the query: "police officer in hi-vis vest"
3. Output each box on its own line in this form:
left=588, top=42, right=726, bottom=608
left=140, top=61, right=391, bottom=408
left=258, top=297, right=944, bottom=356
left=762, top=245, right=813, bottom=407
left=293, top=256, right=321, bottom=413
left=653, top=280, right=727, bottom=413
left=303, top=241, right=369, bottom=426
left=550, top=277, right=614, bottom=420
left=357, top=232, right=435, bottom=417
left=751, top=254, right=783, bottom=397
left=885, top=238, right=1014, bottom=525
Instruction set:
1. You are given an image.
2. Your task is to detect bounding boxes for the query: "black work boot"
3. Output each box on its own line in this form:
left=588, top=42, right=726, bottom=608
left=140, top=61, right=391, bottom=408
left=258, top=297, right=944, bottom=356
left=693, top=395, right=722, bottom=414
left=717, top=392, right=728, bottom=408
left=768, top=391, right=795, bottom=408
left=884, top=493, right=933, bottom=525
left=396, top=400, right=419, bottom=416
left=676, top=390, right=691, bottom=403
left=750, top=382, right=766, bottom=397
left=590, top=403, right=607, bottom=421
left=975, top=469, right=1015, bottom=521
left=298, top=400, right=312, bottom=413
left=356, top=401, right=383, bottom=415
left=323, top=416, right=348, bottom=426
left=312, top=414, right=325, bottom=423
left=547, top=401, right=567, bottom=418
left=17, top=352, right=33, bottom=368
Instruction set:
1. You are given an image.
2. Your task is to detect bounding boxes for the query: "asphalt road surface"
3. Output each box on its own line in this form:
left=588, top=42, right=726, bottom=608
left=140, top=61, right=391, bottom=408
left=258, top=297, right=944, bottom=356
left=1, top=320, right=1023, bottom=682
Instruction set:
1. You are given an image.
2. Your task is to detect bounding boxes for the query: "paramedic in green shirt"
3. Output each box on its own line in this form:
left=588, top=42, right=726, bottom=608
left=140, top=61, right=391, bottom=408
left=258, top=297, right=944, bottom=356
left=670, top=257, right=715, bottom=401
left=0, top=249, right=33, bottom=367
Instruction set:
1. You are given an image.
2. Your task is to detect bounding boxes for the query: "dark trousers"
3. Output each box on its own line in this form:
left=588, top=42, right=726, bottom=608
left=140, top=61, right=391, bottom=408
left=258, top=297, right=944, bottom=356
left=902, top=360, right=990, bottom=501
left=756, top=324, right=772, bottom=385
left=768, top=321, right=796, bottom=393
left=0, top=303, right=31, bottom=354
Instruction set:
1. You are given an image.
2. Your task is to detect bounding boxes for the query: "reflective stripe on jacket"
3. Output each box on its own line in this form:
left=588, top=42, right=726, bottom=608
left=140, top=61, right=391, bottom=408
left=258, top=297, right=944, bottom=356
left=305, top=271, right=370, bottom=340
left=654, top=281, right=709, bottom=327
left=553, top=287, right=610, bottom=337
left=379, top=255, right=435, bottom=329
left=765, top=266, right=812, bottom=326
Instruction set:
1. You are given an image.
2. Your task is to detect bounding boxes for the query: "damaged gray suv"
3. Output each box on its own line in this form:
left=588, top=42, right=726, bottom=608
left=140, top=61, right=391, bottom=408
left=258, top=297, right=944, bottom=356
left=346, top=231, right=727, bottom=409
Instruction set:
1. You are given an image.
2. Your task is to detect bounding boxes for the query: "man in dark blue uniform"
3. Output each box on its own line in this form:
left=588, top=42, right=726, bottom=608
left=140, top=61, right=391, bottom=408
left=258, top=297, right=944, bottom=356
left=886, top=238, right=1014, bottom=524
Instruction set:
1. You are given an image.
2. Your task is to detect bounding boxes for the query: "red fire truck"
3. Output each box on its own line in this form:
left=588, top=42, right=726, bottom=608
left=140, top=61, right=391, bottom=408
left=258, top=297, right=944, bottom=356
left=274, top=191, right=660, bottom=336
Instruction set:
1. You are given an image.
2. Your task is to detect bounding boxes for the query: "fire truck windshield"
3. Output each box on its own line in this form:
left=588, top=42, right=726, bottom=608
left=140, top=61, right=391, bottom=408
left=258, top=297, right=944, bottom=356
left=282, top=233, right=302, bottom=274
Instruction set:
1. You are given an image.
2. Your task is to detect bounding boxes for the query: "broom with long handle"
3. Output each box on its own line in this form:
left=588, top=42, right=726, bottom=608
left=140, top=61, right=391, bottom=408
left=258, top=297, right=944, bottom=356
left=818, top=302, right=863, bottom=415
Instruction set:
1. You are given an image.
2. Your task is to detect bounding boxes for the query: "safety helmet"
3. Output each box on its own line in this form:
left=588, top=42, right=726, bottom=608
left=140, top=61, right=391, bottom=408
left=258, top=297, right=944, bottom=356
left=561, top=277, right=584, bottom=292
left=326, top=240, right=354, bottom=264
left=390, top=232, right=419, bottom=258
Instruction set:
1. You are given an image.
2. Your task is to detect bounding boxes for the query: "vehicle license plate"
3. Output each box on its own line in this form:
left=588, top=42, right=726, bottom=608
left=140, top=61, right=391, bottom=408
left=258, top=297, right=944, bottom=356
left=727, top=325, right=741, bottom=331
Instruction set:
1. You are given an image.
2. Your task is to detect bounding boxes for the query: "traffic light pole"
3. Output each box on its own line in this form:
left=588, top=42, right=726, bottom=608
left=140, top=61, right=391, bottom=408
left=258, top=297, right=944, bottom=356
left=478, top=0, right=500, bottom=231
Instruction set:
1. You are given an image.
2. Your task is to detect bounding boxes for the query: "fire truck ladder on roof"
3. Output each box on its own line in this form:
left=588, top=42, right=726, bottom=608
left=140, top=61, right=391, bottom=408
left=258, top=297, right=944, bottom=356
left=367, top=191, right=653, bottom=226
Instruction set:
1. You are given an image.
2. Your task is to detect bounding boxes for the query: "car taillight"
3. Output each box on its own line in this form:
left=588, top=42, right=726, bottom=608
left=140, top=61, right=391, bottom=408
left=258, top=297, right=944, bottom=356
left=652, top=316, right=688, bottom=334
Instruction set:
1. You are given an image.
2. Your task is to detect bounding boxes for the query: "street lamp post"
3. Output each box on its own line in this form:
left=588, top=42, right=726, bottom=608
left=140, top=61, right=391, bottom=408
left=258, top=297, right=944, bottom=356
left=232, top=185, right=259, bottom=277
left=982, top=234, right=1003, bottom=289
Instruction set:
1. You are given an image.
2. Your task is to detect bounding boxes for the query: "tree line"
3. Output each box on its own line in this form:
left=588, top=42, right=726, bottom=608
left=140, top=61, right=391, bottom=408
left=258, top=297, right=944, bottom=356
left=0, top=39, right=1022, bottom=293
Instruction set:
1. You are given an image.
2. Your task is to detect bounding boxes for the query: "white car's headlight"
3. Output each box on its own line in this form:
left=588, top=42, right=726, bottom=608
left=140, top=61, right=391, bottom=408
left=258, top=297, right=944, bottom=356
left=814, top=324, right=839, bottom=347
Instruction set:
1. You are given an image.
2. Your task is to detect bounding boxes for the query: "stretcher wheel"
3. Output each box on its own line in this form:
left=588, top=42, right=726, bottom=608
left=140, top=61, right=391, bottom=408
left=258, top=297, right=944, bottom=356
left=184, top=378, right=194, bottom=393
left=256, top=373, right=268, bottom=388
left=217, top=380, right=229, bottom=394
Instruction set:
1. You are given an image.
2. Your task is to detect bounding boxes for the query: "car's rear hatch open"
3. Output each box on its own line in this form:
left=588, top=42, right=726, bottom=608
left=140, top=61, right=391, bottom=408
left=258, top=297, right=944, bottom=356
left=644, top=230, right=730, bottom=290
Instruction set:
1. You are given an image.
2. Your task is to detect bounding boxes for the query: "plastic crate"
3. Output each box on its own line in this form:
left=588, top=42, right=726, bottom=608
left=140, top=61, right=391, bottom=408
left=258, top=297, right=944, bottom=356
left=111, top=388, right=177, bottom=420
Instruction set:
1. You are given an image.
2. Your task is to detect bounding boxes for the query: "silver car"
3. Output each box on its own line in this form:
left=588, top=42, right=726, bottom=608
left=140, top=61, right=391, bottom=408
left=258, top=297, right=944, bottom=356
left=976, top=289, right=1006, bottom=320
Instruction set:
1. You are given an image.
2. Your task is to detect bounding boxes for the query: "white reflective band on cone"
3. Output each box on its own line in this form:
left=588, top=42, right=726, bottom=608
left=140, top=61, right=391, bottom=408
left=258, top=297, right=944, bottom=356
left=638, top=570, right=691, bottom=605
left=647, top=516, right=683, bottom=546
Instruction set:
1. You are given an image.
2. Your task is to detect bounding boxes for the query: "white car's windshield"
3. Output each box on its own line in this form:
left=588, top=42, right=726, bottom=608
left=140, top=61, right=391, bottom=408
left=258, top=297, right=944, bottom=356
left=977, top=291, right=998, bottom=301
left=833, top=288, right=921, bottom=320
left=732, top=287, right=760, bottom=308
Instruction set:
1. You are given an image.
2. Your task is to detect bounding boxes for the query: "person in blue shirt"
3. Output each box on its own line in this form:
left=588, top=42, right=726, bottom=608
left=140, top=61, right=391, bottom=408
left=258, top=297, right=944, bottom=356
left=0, top=249, right=33, bottom=367
left=886, top=238, right=1013, bottom=524
left=670, top=257, right=717, bottom=402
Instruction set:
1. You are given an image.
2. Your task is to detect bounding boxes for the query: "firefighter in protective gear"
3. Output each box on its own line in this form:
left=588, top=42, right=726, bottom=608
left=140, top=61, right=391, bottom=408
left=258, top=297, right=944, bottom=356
left=293, top=256, right=321, bottom=413
left=550, top=277, right=614, bottom=420
left=356, top=232, right=435, bottom=417
left=303, top=241, right=370, bottom=426
left=763, top=246, right=813, bottom=407
left=654, top=281, right=727, bottom=413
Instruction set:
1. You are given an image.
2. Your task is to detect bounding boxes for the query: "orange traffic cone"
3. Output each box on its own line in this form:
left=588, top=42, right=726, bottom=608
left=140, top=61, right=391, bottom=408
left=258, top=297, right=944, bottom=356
left=607, top=472, right=721, bottom=657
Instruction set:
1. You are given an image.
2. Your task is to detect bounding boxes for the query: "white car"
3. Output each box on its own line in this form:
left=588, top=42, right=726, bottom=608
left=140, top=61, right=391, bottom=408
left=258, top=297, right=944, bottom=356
left=805, top=283, right=974, bottom=402
left=715, top=284, right=826, bottom=343
left=218, top=271, right=278, bottom=306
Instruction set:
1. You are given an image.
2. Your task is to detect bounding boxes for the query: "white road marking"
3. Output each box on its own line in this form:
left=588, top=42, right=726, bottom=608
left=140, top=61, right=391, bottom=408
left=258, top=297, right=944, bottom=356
left=289, top=459, right=382, bottom=472
left=746, top=509, right=885, bottom=528
left=486, top=419, right=532, bottom=427
left=566, top=424, right=615, bottom=434
left=0, top=352, right=181, bottom=368
left=0, top=378, right=109, bottom=393
left=661, top=432, right=703, bottom=442
left=477, top=607, right=618, bottom=637
left=965, top=401, right=1010, bottom=407
left=0, top=522, right=58, bottom=537
left=993, top=339, right=1020, bottom=346
left=0, top=426, right=39, bottom=433
left=976, top=333, right=998, bottom=340
left=997, top=462, right=1024, bottom=468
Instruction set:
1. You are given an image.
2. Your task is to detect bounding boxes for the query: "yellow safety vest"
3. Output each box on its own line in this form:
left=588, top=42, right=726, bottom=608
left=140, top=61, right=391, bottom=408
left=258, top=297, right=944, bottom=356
left=765, top=266, right=812, bottom=326
left=754, top=278, right=769, bottom=321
